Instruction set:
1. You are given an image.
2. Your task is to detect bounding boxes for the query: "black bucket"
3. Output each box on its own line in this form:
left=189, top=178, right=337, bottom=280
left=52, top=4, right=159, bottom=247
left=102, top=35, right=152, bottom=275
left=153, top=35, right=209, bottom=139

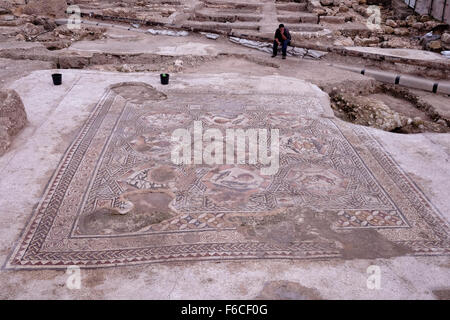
left=160, top=73, right=169, bottom=85
left=52, top=73, right=62, bottom=86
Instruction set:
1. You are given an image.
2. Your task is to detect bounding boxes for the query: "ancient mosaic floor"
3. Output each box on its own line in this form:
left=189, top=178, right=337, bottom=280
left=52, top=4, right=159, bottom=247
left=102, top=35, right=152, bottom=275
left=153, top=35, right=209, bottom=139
left=6, top=81, right=449, bottom=269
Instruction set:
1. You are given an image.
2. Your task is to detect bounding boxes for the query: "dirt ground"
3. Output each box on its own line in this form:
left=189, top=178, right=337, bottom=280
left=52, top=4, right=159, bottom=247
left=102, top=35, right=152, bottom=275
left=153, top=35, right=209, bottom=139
left=0, top=58, right=54, bottom=89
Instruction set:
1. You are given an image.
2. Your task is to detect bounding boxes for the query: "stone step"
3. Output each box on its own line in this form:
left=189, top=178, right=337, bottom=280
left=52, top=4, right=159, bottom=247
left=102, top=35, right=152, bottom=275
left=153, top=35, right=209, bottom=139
left=319, top=15, right=346, bottom=24
left=335, top=22, right=371, bottom=37
left=276, top=3, right=308, bottom=12
left=193, top=11, right=262, bottom=23
left=278, top=13, right=319, bottom=24
left=284, top=23, right=324, bottom=32
left=182, top=20, right=260, bottom=32
left=203, top=0, right=262, bottom=11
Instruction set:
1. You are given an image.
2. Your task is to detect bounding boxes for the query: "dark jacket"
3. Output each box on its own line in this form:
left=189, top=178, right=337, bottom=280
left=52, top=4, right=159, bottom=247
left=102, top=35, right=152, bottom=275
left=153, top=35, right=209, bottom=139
left=274, top=28, right=291, bottom=42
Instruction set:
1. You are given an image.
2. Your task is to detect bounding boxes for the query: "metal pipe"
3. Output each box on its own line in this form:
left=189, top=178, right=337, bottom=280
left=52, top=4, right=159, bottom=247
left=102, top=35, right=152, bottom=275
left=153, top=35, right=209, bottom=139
left=330, top=64, right=450, bottom=95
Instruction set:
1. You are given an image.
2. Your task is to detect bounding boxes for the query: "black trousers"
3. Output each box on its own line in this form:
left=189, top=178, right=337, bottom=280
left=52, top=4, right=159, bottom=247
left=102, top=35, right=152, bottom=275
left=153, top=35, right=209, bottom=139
left=273, top=39, right=290, bottom=56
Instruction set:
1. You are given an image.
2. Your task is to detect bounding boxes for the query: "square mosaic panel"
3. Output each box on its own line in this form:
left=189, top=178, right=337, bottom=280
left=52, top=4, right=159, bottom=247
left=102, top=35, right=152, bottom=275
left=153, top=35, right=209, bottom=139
left=6, top=82, right=449, bottom=269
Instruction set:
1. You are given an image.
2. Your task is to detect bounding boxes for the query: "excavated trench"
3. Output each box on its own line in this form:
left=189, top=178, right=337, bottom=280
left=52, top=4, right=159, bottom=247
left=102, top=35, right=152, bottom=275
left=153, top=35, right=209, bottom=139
left=3, top=37, right=446, bottom=136
left=2, top=9, right=448, bottom=136
left=326, top=83, right=450, bottom=134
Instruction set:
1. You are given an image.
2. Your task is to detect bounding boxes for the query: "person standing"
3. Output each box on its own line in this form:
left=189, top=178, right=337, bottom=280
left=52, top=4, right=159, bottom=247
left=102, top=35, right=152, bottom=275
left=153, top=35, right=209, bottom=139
left=272, top=24, right=291, bottom=59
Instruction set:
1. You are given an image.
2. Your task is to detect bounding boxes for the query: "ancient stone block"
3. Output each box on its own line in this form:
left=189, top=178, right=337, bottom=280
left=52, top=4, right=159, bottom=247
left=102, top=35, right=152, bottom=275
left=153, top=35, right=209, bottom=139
left=428, top=40, right=442, bottom=51
left=58, top=54, right=90, bottom=69
left=385, top=19, right=398, bottom=28
left=383, top=26, right=395, bottom=34
left=0, top=0, right=12, bottom=12
left=412, top=22, right=424, bottom=30
left=394, top=27, right=409, bottom=36
left=442, top=33, right=450, bottom=44
left=320, top=15, right=346, bottom=24
left=354, top=36, right=380, bottom=46
left=0, top=89, right=27, bottom=155
left=320, top=0, right=334, bottom=6
left=334, top=37, right=355, bottom=46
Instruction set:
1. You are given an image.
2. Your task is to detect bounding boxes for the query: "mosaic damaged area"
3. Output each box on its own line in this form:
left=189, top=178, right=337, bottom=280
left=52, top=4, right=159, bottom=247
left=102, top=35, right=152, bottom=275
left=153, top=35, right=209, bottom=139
left=7, top=82, right=449, bottom=269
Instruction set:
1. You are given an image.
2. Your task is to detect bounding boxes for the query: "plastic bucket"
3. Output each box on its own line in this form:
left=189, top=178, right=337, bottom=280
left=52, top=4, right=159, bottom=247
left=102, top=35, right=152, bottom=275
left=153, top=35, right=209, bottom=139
left=160, top=73, right=169, bottom=85
left=52, top=73, right=62, bottom=86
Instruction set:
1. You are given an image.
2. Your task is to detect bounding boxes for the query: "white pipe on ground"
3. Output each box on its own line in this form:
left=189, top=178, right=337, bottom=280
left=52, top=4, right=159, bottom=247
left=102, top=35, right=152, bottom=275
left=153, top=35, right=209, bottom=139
left=331, top=64, right=450, bottom=95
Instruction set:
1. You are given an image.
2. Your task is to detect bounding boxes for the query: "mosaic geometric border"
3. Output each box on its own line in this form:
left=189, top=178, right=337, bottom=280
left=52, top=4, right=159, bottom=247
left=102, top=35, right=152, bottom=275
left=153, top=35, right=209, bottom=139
left=5, top=84, right=449, bottom=269
left=352, top=126, right=449, bottom=255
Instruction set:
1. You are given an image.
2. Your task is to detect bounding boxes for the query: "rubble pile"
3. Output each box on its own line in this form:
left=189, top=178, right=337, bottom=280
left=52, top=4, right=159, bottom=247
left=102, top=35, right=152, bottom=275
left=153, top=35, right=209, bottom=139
left=311, top=0, right=448, bottom=51
left=13, top=22, right=107, bottom=50
left=440, top=32, right=450, bottom=52
left=329, top=85, right=450, bottom=133
left=39, top=25, right=106, bottom=50
left=95, top=0, right=189, bottom=25
left=331, top=90, right=410, bottom=131
left=312, top=0, right=372, bottom=22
